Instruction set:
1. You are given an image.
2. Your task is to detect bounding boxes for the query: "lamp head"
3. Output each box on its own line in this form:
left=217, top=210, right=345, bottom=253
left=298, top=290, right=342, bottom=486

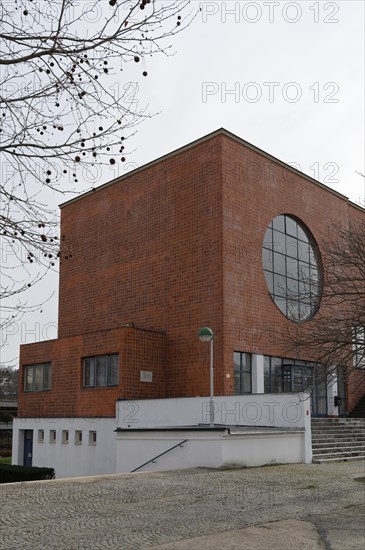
left=198, top=327, right=214, bottom=342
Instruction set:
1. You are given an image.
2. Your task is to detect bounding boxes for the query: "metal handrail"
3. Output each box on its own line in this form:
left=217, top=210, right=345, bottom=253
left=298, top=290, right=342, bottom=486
left=131, top=439, right=188, bottom=473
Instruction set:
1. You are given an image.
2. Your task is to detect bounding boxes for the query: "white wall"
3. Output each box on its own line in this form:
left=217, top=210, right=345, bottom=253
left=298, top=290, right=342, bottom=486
left=116, top=432, right=223, bottom=472
left=221, top=431, right=305, bottom=467
left=116, top=393, right=311, bottom=429
left=116, top=395, right=313, bottom=466
left=327, top=377, right=339, bottom=417
left=12, top=394, right=312, bottom=479
left=12, top=417, right=117, bottom=478
left=115, top=428, right=306, bottom=473
left=251, top=354, right=264, bottom=393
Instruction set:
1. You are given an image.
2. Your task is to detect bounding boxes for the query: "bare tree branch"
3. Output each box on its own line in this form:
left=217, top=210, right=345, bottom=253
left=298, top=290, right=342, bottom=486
left=0, top=0, right=195, bottom=328
left=284, top=220, right=365, bottom=388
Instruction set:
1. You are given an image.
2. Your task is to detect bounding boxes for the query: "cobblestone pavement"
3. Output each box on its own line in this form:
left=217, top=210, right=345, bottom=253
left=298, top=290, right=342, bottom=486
left=0, top=461, right=364, bottom=549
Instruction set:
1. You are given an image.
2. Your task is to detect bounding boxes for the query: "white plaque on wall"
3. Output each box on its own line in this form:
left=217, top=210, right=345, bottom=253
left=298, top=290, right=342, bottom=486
left=140, top=370, right=153, bottom=382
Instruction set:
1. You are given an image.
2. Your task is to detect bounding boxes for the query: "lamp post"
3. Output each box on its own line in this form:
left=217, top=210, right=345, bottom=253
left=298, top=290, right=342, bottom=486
left=198, top=327, right=214, bottom=428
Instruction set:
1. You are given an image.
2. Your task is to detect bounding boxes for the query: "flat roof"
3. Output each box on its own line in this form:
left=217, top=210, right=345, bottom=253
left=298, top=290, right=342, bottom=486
left=60, top=128, right=364, bottom=212
left=115, top=425, right=304, bottom=433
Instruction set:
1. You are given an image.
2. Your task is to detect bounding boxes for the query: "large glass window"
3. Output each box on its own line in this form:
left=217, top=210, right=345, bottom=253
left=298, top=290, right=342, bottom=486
left=264, top=355, right=317, bottom=393
left=83, top=354, right=119, bottom=388
left=24, top=363, right=51, bottom=392
left=234, top=352, right=252, bottom=394
left=262, top=215, right=322, bottom=322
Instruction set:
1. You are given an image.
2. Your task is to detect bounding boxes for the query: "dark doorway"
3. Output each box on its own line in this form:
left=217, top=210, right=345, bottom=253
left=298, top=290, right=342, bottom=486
left=291, top=365, right=327, bottom=417
left=23, top=430, right=33, bottom=466
left=311, top=377, right=328, bottom=417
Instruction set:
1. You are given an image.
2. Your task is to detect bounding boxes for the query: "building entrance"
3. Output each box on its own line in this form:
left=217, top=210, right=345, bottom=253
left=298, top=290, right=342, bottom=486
left=23, top=430, right=33, bottom=467
left=292, top=366, right=327, bottom=416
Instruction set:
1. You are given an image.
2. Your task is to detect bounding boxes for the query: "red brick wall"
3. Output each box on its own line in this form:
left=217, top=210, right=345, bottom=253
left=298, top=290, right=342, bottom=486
left=58, top=137, right=225, bottom=398
left=18, top=327, right=167, bottom=417
left=346, top=369, right=365, bottom=412
left=123, top=329, right=167, bottom=400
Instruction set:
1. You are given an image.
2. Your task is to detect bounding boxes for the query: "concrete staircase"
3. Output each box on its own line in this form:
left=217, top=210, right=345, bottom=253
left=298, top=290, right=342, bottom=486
left=311, top=418, right=365, bottom=463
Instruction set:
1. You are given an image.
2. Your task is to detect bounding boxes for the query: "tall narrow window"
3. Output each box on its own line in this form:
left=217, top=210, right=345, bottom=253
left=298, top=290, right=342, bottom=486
left=353, top=326, right=365, bottom=369
left=234, top=352, right=252, bottom=394
left=89, top=431, right=97, bottom=446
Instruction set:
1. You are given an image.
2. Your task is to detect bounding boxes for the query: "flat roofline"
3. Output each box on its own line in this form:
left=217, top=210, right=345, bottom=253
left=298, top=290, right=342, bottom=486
left=114, top=425, right=304, bottom=433
left=60, top=128, right=360, bottom=209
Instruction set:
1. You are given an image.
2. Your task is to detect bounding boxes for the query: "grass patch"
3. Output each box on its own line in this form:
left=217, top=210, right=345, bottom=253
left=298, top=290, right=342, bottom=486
left=0, top=457, right=11, bottom=464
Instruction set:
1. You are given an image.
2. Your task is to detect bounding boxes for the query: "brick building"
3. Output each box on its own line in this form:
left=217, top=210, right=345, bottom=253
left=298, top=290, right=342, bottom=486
left=13, top=129, right=365, bottom=476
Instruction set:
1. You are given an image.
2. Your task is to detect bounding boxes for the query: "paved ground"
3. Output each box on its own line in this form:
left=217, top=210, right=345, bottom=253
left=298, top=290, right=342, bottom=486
left=0, top=461, right=364, bottom=549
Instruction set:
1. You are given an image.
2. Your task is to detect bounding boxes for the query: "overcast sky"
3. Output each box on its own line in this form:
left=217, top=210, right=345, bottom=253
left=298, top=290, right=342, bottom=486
left=2, top=0, right=364, bottom=367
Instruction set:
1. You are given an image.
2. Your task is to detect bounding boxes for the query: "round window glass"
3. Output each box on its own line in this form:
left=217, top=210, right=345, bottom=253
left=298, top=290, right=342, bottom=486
left=262, top=215, right=322, bottom=322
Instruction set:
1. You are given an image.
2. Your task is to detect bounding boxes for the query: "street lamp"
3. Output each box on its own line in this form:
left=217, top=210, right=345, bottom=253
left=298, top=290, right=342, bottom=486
left=198, top=327, right=214, bottom=427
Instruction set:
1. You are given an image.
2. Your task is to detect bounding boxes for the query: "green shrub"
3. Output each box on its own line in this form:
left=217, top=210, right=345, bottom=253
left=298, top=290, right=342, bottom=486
left=0, top=463, right=55, bottom=484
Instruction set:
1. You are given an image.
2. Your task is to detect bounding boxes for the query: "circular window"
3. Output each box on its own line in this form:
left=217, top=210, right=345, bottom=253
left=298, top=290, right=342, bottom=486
left=262, top=215, right=322, bottom=322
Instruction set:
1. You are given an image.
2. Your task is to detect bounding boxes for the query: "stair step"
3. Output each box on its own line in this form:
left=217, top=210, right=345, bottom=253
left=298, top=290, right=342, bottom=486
left=313, top=449, right=365, bottom=459
left=313, top=447, right=365, bottom=455
left=311, top=421, right=365, bottom=424
left=312, top=432, right=365, bottom=436
left=312, top=424, right=365, bottom=427
left=313, top=455, right=365, bottom=464
left=312, top=430, right=365, bottom=438
left=312, top=441, right=365, bottom=449
left=311, top=416, right=363, bottom=424
left=313, top=430, right=365, bottom=433
left=312, top=440, right=365, bottom=443
left=311, top=427, right=365, bottom=431
left=312, top=430, right=365, bottom=439
left=312, top=424, right=365, bottom=428
left=311, top=426, right=365, bottom=429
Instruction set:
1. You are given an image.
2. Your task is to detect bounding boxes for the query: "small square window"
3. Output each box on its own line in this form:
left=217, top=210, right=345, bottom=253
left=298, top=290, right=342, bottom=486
left=62, top=430, right=69, bottom=444
left=38, top=429, right=44, bottom=443
left=49, top=430, right=56, bottom=444
left=89, top=431, right=97, bottom=446
left=75, top=430, right=82, bottom=445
